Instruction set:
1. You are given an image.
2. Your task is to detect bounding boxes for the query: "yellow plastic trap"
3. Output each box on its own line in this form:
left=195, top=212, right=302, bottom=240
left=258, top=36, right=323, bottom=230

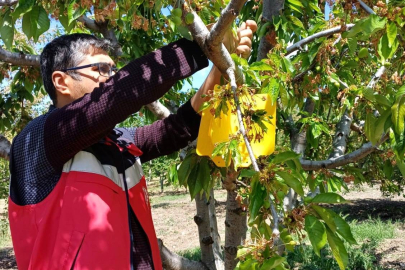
left=196, top=94, right=276, bottom=167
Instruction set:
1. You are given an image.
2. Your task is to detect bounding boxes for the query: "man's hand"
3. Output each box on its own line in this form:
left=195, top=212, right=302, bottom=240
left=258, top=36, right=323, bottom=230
left=191, top=20, right=258, bottom=113
left=224, top=20, right=258, bottom=59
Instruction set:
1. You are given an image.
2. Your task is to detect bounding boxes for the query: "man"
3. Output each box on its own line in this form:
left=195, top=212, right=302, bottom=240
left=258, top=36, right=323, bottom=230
left=8, top=20, right=257, bottom=270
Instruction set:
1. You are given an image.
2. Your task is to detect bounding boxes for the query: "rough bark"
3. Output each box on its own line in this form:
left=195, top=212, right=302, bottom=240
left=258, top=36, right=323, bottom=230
left=223, top=170, right=246, bottom=270
left=195, top=193, right=216, bottom=270
left=159, top=239, right=209, bottom=270
left=286, top=24, right=355, bottom=56
left=328, top=110, right=352, bottom=160
left=145, top=101, right=171, bottom=120
left=208, top=189, right=224, bottom=270
left=358, top=0, right=376, bottom=14
left=0, top=47, right=40, bottom=67
left=301, top=133, right=389, bottom=170
left=180, top=0, right=243, bottom=84
left=256, top=0, right=285, bottom=61
left=0, top=135, right=11, bottom=161
left=77, top=16, right=122, bottom=57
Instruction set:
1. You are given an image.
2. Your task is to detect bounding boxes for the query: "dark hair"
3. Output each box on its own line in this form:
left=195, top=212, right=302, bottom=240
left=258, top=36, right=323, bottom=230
left=40, top=34, right=112, bottom=105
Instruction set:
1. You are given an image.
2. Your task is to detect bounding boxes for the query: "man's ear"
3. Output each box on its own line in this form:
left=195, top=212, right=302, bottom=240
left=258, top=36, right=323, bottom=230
left=52, top=71, right=71, bottom=96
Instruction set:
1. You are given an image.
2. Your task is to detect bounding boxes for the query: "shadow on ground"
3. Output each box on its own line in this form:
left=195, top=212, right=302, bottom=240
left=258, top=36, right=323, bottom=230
left=0, top=247, right=17, bottom=269
left=327, top=199, right=405, bottom=222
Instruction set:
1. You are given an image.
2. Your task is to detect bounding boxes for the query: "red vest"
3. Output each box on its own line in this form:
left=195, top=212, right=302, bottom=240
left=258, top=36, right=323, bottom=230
left=9, top=150, right=162, bottom=270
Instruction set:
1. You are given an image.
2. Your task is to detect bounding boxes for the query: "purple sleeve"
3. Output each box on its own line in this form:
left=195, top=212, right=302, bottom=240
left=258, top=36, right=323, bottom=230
left=135, top=100, right=201, bottom=163
left=43, top=39, right=208, bottom=170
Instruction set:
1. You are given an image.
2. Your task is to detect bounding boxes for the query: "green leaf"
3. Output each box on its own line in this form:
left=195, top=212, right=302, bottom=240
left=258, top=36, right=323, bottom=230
left=259, top=255, right=285, bottom=270
left=383, top=159, right=393, bottom=180
left=362, top=87, right=375, bottom=102
left=240, top=169, right=259, bottom=178
left=12, top=0, right=35, bottom=18
left=248, top=175, right=267, bottom=224
left=347, top=38, right=357, bottom=54
left=312, top=193, right=347, bottom=204
left=178, top=153, right=195, bottom=187
left=286, top=0, right=304, bottom=7
left=276, top=171, right=304, bottom=197
left=374, top=94, right=392, bottom=108
left=187, top=161, right=202, bottom=199
left=212, top=141, right=227, bottom=158
left=287, top=15, right=304, bottom=29
left=237, top=259, right=258, bottom=270
left=334, top=215, right=357, bottom=245
left=22, top=6, right=50, bottom=42
left=177, top=25, right=193, bottom=40
left=279, top=84, right=289, bottom=107
left=375, top=109, right=392, bottom=143
left=396, top=159, right=405, bottom=179
left=312, top=205, right=337, bottom=232
left=236, top=248, right=250, bottom=258
left=387, top=22, right=398, bottom=48
left=271, top=151, right=301, bottom=165
left=262, top=78, right=279, bottom=103
left=68, top=0, right=86, bottom=25
left=365, top=113, right=378, bottom=145
left=345, top=15, right=386, bottom=39
left=1, top=10, right=14, bottom=49
left=391, top=95, right=405, bottom=135
left=198, top=158, right=211, bottom=195
left=326, top=228, right=348, bottom=270
left=250, top=61, right=273, bottom=71
left=378, top=33, right=399, bottom=62
left=305, top=215, right=327, bottom=256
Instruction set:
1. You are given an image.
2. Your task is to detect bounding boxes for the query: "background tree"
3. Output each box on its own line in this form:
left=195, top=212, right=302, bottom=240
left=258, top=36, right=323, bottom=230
left=0, top=0, right=404, bottom=269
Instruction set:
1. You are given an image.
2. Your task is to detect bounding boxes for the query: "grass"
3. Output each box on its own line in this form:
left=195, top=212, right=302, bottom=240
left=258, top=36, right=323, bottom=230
left=177, top=247, right=202, bottom=261
left=287, top=217, right=400, bottom=270
left=177, top=218, right=400, bottom=270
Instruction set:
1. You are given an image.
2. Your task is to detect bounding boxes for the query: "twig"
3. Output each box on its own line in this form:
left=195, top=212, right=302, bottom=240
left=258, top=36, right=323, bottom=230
left=286, top=24, right=355, bottom=56
left=227, top=69, right=260, bottom=172
left=358, top=0, right=376, bottom=15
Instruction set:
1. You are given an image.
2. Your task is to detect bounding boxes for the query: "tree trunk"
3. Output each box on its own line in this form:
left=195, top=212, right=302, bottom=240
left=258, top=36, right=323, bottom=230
left=223, top=170, right=246, bottom=270
left=256, top=0, right=285, bottom=61
left=194, top=193, right=216, bottom=270
left=0, top=135, right=11, bottom=161
left=160, top=175, right=164, bottom=193
left=208, top=189, right=224, bottom=270
left=328, top=110, right=352, bottom=160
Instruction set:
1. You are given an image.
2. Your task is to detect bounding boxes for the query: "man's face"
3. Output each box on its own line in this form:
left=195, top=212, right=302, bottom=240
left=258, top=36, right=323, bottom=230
left=69, top=51, right=115, bottom=100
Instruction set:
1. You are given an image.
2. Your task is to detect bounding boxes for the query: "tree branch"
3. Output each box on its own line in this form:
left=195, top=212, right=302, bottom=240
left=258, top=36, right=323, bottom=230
left=328, top=110, right=352, bottom=160
left=181, top=0, right=243, bottom=84
left=158, top=239, right=209, bottom=270
left=0, top=47, right=40, bottom=67
left=145, top=101, right=171, bottom=120
left=0, top=135, right=11, bottom=161
left=367, top=66, right=386, bottom=89
left=227, top=68, right=260, bottom=172
left=301, top=133, right=389, bottom=170
left=286, top=24, right=355, bottom=56
left=358, top=0, right=376, bottom=15
left=0, top=0, right=17, bottom=6
left=194, top=193, right=216, bottom=270
left=256, top=0, right=285, bottom=61
left=207, top=0, right=247, bottom=47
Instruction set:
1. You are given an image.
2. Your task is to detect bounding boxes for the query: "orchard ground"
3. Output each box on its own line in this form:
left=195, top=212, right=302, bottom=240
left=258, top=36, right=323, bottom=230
left=1, top=180, right=404, bottom=270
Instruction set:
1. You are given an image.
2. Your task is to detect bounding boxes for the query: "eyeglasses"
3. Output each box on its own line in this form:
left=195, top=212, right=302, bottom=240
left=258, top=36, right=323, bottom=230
left=61, top=62, right=118, bottom=77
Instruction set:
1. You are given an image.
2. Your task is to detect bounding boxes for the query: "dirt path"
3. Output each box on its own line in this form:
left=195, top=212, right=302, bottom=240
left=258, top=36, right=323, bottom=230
left=1, top=183, right=404, bottom=269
